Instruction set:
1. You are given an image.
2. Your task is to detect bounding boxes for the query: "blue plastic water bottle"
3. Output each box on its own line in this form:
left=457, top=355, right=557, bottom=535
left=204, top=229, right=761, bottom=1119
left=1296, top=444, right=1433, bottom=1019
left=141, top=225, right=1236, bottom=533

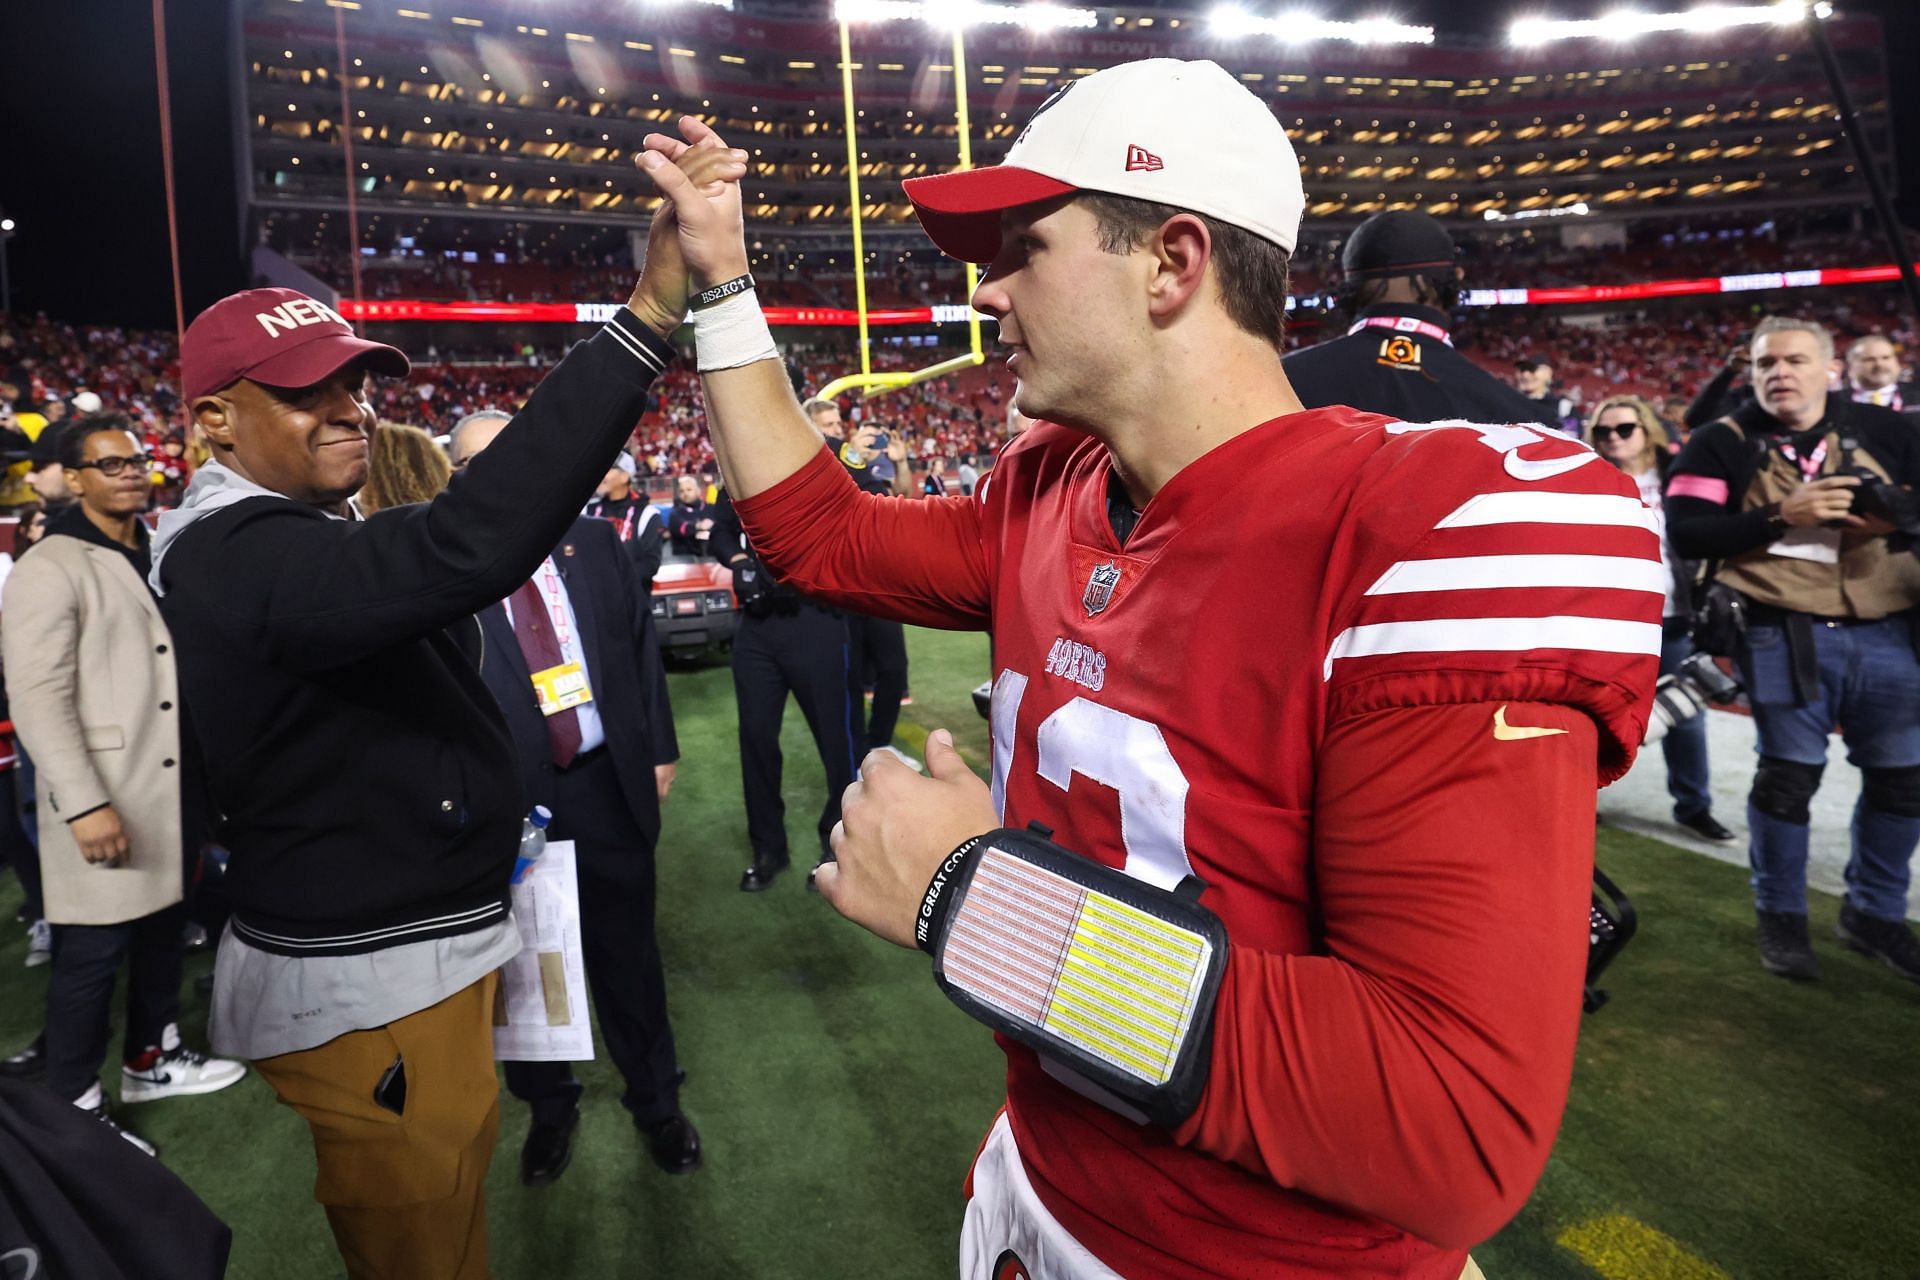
left=511, top=806, right=554, bottom=885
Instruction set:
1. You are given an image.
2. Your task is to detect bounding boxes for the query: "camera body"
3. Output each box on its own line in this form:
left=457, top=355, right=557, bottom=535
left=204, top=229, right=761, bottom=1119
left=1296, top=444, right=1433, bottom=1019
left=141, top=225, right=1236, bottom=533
left=1842, top=465, right=1920, bottom=537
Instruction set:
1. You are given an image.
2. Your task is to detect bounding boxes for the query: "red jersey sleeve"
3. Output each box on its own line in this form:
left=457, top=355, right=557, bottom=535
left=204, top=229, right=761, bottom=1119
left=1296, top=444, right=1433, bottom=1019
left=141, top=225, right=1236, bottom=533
left=730, top=445, right=992, bottom=630
left=1173, top=424, right=1661, bottom=1248
left=1321, top=420, right=1664, bottom=782
left=1176, top=698, right=1597, bottom=1249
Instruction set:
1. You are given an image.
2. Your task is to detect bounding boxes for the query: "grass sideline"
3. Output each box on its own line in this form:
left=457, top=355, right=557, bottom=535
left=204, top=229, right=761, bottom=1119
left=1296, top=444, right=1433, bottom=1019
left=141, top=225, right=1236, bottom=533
left=0, top=624, right=1910, bottom=1278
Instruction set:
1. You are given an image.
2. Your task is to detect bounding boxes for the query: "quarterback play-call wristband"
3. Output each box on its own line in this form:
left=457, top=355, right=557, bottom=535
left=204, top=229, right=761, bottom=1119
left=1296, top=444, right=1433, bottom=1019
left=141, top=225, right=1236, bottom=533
left=919, top=825, right=1228, bottom=1129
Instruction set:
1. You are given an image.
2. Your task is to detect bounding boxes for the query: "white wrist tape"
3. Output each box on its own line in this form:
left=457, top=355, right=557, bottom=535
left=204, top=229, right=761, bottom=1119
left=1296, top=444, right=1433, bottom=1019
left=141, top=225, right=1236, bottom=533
left=694, top=288, right=780, bottom=372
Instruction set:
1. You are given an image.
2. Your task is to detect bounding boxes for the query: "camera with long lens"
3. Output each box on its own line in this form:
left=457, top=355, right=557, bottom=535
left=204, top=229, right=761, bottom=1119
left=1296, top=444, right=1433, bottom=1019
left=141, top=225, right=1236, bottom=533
left=1643, top=650, right=1742, bottom=746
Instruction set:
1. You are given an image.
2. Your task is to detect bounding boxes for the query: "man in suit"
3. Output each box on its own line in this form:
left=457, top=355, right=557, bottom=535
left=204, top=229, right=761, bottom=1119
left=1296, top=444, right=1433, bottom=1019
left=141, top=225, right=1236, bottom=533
left=449, top=411, right=700, bottom=1186
left=1847, top=334, right=1919, bottom=416
left=1, top=416, right=244, bottom=1157
left=666, top=474, right=714, bottom=556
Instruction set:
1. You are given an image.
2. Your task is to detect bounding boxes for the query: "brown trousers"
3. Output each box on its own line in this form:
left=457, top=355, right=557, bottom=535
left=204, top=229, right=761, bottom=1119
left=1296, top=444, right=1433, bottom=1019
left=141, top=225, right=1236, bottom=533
left=253, top=973, right=501, bottom=1280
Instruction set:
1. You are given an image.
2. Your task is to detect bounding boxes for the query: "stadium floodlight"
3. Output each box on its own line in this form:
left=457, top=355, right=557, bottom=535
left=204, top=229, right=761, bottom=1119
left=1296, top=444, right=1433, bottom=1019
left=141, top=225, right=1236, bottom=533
left=1509, top=1, right=1819, bottom=46
left=1484, top=201, right=1592, bottom=221
left=0, top=218, right=13, bottom=233
left=1209, top=6, right=1435, bottom=45
left=833, top=0, right=1098, bottom=29
left=642, top=0, right=737, bottom=10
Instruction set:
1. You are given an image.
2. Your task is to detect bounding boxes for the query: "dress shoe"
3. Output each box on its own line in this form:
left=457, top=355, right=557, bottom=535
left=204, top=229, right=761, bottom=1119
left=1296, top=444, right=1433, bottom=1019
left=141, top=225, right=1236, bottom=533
left=640, top=1112, right=702, bottom=1175
left=520, top=1109, right=580, bottom=1186
left=739, top=856, right=789, bottom=892
left=0, top=1034, right=45, bottom=1081
left=1677, top=811, right=1738, bottom=844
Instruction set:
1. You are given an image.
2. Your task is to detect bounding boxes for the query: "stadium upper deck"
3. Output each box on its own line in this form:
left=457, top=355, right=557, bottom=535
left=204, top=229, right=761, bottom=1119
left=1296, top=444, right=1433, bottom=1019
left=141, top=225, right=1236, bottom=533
left=242, top=0, right=1891, bottom=267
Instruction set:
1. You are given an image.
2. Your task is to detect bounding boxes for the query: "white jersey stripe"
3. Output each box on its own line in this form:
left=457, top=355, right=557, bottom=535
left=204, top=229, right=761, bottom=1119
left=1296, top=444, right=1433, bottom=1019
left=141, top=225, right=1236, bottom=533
left=1322, top=615, right=1661, bottom=679
left=1436, top=491, right=1656, bottom=533
left=1366, top=554, right=1666, bottom=597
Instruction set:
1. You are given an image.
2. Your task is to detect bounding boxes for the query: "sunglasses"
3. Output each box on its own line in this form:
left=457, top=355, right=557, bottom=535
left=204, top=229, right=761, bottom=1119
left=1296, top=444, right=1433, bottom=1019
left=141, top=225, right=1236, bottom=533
left=72, top=454, right=153, bottom=477
left=1591, top=424, right=1641, bottom=442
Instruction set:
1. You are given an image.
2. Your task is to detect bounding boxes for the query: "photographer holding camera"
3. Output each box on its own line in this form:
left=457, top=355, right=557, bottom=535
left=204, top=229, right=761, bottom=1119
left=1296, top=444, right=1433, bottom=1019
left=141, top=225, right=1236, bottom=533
left=1667, top=316, right=1920, bottom=985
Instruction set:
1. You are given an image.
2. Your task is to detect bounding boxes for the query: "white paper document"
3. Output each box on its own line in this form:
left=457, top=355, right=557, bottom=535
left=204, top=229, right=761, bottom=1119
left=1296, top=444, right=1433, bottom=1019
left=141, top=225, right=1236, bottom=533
left=492, top=839, right=595, bottom=1063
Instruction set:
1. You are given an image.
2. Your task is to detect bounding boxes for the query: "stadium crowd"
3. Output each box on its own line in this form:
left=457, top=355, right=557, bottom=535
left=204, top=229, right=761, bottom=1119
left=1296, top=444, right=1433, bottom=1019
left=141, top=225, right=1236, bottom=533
left=7, top=283, right=1918, bottom=500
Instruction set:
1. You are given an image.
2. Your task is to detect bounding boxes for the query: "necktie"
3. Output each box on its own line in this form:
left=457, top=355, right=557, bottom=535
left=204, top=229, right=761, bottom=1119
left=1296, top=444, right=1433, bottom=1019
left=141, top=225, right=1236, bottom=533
left=507, top=575, right=582, bottom=769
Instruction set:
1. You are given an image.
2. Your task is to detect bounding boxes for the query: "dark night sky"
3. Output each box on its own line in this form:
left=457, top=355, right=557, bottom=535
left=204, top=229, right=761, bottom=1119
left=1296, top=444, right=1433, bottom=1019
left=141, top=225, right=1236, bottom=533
left=3, top=0, right=1917, bottom=329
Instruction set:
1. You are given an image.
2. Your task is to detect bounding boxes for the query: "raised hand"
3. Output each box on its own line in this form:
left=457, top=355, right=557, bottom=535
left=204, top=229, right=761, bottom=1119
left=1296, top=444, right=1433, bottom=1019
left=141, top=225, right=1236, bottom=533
left=627, top=123, right=749, bottom=337
left=636, top=116, right=752, bottom=295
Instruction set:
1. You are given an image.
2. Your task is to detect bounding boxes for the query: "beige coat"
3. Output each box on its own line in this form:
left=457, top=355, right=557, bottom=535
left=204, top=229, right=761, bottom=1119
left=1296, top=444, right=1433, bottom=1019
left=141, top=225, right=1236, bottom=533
left=1, top=531, right=184, bottom=925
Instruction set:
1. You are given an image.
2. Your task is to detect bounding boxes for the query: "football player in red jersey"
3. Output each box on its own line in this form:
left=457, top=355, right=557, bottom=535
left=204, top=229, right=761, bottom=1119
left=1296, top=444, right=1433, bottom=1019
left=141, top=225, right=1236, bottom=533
left=638, top=58, right=1660, bottom=1280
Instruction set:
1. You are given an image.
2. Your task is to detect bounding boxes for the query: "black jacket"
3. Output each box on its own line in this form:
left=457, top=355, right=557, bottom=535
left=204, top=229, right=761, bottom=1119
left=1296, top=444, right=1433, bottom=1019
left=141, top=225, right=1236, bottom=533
left=0, top=1080, right=230, bottom=1279
left=477, top=516, right=677, bottom=848
left=155, top=311, right=674, bottom=955
left=1284, top=303, right=1562, bottom=430
left=667, top=498, right=711, bottom=555
left=1667, top=393, right=1920, bottom=561
left=585, top=492, right=666, bottom=586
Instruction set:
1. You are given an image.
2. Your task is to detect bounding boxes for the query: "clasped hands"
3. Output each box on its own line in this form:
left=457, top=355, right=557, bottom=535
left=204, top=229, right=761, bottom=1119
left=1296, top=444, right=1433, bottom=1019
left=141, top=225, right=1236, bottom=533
left=624, top=116, right=754, bottom=339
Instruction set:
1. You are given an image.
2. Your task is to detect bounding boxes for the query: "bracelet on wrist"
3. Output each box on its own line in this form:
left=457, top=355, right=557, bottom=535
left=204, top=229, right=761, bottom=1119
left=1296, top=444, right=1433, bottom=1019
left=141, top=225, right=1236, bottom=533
left=916, top=835, right=987, bottom=954
left=692, top=273, right=754, bottom=311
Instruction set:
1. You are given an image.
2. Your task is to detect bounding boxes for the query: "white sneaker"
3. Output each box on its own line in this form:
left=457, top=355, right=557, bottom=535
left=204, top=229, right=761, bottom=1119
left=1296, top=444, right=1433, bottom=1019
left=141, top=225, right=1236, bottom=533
left=73, top=1086, right=160, bottom=1158
left=24, top=919, right=50, bottom=968
left=871, top=744, right=922, bottom=772
left=122, top=1038, right=247, bottom=1103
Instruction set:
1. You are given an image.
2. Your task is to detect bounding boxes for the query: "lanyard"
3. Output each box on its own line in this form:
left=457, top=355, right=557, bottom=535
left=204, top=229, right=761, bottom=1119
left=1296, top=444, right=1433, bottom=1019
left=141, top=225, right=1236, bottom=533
left=1348, top=314, right=1454, bottom=347
left=1776, top=437, right=1828, bottom=483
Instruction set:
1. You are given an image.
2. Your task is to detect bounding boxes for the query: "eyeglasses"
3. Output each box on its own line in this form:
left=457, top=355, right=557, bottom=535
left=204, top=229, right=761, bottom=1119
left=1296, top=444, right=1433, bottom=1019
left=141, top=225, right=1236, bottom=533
left=1591, top=424, right=1641, bottom=442
left=72, top=454, right=152, bottom=477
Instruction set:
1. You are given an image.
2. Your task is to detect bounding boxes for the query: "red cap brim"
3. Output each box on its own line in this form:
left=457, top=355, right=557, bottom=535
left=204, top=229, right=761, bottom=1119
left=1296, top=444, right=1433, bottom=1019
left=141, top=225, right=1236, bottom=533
left=243, top=334, right=410, bottom=394
left=903, top=166, right=1079, bottom=265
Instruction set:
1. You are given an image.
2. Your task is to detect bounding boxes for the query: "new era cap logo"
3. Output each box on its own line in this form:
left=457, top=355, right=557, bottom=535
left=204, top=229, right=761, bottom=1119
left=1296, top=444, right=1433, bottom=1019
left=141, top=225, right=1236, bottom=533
left=1125, top=144, right=1164, bottom=173
left=256, top=298, right=348, bottom=339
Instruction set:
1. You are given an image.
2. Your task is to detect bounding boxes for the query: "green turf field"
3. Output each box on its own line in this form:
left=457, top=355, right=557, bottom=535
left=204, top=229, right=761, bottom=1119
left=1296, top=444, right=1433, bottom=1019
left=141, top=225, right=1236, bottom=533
left=0, top=625, right=1915, bottom=1279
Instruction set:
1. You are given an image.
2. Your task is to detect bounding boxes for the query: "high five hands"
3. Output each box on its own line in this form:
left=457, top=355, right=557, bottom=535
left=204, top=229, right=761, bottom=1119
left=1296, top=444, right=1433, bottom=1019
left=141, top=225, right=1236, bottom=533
left=627, top=116, right=753, bottom=337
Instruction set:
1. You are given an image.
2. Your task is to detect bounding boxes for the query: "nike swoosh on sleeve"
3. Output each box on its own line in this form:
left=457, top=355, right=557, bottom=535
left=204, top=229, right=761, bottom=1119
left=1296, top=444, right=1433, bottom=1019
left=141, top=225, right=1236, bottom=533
left=1492, top=705, right=1569, bottom=740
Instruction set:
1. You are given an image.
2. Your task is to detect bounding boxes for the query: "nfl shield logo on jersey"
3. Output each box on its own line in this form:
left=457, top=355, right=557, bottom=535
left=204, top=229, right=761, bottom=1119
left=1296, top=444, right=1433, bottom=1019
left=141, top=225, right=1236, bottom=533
left=1082, top=561, right=1122, bottom=617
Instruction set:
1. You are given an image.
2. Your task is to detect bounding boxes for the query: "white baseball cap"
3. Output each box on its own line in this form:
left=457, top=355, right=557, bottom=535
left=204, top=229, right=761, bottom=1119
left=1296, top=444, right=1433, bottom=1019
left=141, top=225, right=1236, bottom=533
left=903, top=58, right=1304, bottom=266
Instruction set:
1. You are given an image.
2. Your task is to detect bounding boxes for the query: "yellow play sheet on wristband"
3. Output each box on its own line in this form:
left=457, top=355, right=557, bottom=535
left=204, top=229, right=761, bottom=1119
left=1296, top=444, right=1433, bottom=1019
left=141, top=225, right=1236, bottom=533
left=941, top=847, right=1210, bottom=1087
left=530, top=661, right=593, bottom=716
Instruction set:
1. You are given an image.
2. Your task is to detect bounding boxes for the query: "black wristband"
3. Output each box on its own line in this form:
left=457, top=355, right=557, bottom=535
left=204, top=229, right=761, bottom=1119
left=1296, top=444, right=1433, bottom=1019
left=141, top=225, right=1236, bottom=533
left=692, top=273, right=754, bottom=310
left=915, top=834, right=988, bottom=955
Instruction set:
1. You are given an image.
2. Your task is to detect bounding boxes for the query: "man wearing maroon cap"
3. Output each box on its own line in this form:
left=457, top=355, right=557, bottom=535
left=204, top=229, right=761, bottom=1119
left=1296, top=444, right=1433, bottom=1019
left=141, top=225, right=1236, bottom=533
left=637, top=57, right=1657, bottom=1280
left=147, top=141, right=744, bottom=1278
